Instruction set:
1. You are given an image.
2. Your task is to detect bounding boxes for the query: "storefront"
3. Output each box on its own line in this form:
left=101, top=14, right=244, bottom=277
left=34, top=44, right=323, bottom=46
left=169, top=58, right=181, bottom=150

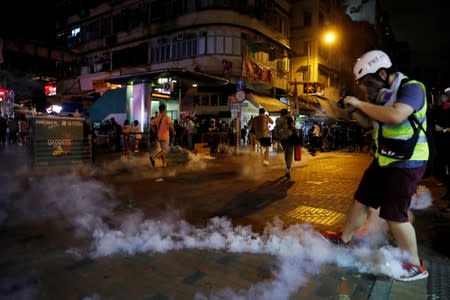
left=104, top=68, right=230, bottom=132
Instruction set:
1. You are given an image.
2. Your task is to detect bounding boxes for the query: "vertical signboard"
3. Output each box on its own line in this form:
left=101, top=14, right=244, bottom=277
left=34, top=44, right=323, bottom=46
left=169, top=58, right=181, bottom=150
left=29, top=116, right=90, bottom=167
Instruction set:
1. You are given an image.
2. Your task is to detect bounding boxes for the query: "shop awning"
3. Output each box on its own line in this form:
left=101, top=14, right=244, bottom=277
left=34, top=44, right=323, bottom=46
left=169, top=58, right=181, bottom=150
left=298, top=95, right=320, bottom=105
left=246, top=93, right=288, bottom=113
left=106, top=68, right=229, bottom=87
left=87, top=88, right=126, bottom=123
left=294, top=101, right=316, bottom=112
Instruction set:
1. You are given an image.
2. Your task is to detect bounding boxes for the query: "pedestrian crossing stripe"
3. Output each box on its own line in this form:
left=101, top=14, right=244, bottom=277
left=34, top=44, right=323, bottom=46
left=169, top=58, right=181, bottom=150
left=287, top=205, right=345, bottom=226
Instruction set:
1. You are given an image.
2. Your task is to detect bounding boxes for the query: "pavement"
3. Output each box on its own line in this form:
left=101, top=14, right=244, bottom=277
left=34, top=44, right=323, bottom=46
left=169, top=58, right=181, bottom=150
left=1, top=143, right=450, bottom=300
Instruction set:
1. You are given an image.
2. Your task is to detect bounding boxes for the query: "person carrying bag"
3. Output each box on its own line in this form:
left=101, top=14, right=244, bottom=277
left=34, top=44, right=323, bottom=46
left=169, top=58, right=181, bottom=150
left=274, top=108, right=302, bottom=179
left=149, top=104, right=173, bottom=168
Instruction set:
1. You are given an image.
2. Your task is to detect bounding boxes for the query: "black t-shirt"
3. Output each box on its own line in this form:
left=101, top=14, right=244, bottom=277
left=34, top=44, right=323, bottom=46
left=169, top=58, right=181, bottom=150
left=431, top=106, right=450, bottom=128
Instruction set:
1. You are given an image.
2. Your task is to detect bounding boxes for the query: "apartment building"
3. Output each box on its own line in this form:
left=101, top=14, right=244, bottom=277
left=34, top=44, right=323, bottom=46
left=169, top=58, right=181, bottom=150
left=55, top=0, right=384, bottom=129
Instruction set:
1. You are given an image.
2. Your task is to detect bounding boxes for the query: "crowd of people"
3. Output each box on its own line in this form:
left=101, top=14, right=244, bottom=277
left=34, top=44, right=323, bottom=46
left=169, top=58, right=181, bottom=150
left=88, top=109, right=378, bottom=168
left=0, top=114, right=29, bottom=149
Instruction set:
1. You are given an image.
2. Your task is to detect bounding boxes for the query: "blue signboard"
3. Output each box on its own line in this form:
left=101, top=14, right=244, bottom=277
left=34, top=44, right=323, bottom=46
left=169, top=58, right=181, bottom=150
left=236, top=78, right=245, bottom=90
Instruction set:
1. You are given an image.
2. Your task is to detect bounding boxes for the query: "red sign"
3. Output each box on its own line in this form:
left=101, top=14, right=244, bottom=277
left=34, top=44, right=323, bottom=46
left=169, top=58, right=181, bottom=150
left=44, top=82, right=56, bottom=96
left=0, top=88, right=12, bottom=102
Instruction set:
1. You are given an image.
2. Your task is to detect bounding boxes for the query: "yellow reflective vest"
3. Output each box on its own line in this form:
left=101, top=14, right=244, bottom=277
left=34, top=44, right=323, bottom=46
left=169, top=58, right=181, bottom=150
left=374, top=80, right=429, bottom=166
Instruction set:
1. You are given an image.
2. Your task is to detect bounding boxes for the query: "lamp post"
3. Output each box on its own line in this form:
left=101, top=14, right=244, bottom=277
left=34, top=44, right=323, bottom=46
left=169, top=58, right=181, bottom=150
left=323, top=30, right=337, bottom=65
left=307, top=40, right=311, bottom=90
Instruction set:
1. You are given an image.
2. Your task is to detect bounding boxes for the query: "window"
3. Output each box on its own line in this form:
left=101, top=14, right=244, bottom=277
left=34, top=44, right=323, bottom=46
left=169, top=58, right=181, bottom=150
left=210, top=94, right=218, bottom=106
left=216, top=35, right=224, bottom=54
left=193, top=95, right=201, bottom=106
left=330, top=75, right=339, bottom=88
left=150, top=31, right=240, bottom=63
left=67, top=27, right=81, bottom=47
left=207, top=34, right=215, bottom=54
left=201, top=95, right=209, bottom=106
left=319, top=12, right=324, bottom=27
left=219, top=94, right=228, bottom=106
left=204, top=31, right=241, bottom=55
left=113, top=44, right=148, bottom=69
left=71, top=27, right=80, bottom=37
left=224, top=36, right=233, bottom=54
left=304, top=12, right=312, bottom=27
left=303, top=41, right=311, bottom=56
left=198, top=33, right=206, bottom=55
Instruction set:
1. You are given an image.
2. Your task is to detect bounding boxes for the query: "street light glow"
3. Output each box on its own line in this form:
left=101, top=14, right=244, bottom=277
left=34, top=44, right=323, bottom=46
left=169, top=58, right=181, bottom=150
left=323, top=31, right=336, bottom=44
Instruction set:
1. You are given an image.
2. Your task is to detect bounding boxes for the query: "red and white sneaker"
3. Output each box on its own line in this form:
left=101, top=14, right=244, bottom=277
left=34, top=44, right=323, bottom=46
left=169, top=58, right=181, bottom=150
left=396, top=260, right=429, bottom=282
left=319, top=230, right=353, bottom=247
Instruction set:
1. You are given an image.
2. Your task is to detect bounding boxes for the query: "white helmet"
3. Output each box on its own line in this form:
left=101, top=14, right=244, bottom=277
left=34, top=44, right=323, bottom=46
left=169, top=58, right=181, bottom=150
left=353, top=50, right=392, bottom=80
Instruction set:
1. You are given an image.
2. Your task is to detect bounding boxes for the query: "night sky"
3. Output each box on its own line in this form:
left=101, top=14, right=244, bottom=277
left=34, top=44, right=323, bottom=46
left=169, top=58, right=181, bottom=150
left=379, top=0, right=450, bottom=86
left=0, top=1, right=56, bottom=41
left=1, top=0, right=449, bottom=86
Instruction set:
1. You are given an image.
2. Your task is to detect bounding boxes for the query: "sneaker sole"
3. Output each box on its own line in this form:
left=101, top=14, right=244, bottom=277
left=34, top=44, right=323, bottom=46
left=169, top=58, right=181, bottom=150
left=318, top=230, right=354, bottom=247
left=395, top=271, right=429, bottom=282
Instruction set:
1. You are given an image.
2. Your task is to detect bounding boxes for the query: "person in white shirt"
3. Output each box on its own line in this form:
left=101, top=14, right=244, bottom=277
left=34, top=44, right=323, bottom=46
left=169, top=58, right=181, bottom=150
left=250, top=108, right=274, bottom=165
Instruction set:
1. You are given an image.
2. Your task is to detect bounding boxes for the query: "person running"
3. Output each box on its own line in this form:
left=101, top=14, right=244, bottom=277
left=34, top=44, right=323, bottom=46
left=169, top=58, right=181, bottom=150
left=321, top=50, right=429, bottom=282
left=274, top=108, right=298, bottom=179
left=149, top=104, right=173, bottom=167
left=250, top=108, right=273, bottom=166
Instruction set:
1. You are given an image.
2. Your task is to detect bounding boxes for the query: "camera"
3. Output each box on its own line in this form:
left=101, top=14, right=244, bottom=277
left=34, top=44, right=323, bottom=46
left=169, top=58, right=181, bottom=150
left=338, top=91, right=356, bottom=108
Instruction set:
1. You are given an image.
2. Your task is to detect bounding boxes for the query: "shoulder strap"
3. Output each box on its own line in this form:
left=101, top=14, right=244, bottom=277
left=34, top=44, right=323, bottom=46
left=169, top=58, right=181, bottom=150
left=378, top=114, right=426, bottom=135
left=408, top=114, right=426, bottom=135
left=156, top=115, right=164, bottom=133
left=401, top=77, right=427, bottom=135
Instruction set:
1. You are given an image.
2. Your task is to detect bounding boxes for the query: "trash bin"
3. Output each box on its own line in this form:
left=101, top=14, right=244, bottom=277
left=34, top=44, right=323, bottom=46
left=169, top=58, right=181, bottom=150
left=28, top=115, right=92, bottom=167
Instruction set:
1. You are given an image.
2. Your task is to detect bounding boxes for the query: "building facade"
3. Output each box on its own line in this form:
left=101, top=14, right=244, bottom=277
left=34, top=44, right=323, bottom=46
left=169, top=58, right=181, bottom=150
left=55, top=0, right=387, bottom=130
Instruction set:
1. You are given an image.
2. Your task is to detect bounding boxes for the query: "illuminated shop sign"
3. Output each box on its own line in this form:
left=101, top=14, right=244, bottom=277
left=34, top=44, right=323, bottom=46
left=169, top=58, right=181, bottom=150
left=44, top=82, right=56, bottom=96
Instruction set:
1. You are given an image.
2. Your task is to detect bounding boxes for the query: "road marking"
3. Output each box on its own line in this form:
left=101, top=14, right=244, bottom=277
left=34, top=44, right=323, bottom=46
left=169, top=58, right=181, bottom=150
left=287, top=205, right=345, bottom=226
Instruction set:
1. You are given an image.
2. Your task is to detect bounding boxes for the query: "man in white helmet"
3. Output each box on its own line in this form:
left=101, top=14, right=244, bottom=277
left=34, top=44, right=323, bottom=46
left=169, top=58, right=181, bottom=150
left=322, top=50, right=429, bottom=281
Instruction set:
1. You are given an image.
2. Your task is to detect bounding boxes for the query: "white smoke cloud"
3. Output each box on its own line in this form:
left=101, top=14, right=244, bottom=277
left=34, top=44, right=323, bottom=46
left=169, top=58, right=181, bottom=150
left=0, top=152, right=421, bottom=300
left=0, top=173, right=116, bottom=234
left=411, top=184, right=433, bottom=209
left=90, top=214, right=408, bottom=300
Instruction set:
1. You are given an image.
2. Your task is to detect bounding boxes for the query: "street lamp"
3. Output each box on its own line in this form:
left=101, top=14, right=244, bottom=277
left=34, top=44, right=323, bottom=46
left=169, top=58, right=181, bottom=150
left=323, top=31, right=336, bottom=44
left=305, top=30, right=337, bottom=95
left=322, top=30, right=338, bottom=64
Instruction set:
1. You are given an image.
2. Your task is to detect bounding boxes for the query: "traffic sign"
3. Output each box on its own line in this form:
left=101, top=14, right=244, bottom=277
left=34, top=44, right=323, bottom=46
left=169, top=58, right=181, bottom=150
left=236, top=90, right=246, bottom=102
left=236, top=78, right=245, bottom=91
